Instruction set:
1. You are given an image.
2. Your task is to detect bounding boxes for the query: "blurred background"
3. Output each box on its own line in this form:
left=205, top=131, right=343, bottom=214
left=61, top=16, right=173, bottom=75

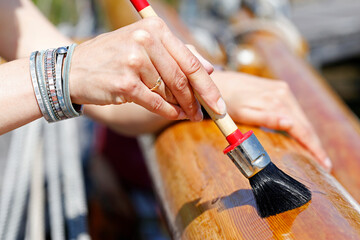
left=1, top=0, right=360, bottom=239
left=33, top=0, right=360, bottom=115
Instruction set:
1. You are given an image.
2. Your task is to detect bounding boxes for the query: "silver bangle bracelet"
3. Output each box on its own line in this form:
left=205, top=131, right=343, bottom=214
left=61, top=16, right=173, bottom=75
left=55, top=47, right=72, bottom=118
left=30, top=51, right=48, bottom=119
left=62, top=43, right=83, bottom=117
left=51, top=48, right=66, bottom=119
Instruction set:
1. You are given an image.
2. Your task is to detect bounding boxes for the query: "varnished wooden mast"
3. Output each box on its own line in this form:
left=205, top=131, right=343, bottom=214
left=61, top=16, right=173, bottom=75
left=144, top=121, right=360, bottom=239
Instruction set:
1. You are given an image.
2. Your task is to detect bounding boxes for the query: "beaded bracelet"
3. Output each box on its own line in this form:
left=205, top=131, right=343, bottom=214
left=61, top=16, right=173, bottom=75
left=45, top=49, right=61, bottom=120
left=36, top=50, right=57, bottom=122
left=48, top=49, right=66, bottom=120
left=30, top=43, right=83, bottom=122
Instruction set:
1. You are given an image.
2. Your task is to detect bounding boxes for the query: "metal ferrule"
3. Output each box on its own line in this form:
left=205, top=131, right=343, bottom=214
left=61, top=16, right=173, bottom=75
left=226, top=133, right=271, bottom=178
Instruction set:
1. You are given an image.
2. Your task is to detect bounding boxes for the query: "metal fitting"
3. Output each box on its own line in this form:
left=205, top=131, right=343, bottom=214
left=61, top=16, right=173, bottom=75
left=226, top=133, right=271, bottom=178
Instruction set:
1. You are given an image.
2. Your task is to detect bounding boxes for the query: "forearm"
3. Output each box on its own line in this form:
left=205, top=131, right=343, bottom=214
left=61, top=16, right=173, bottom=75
left=0, top=0, right=74, bottom=134
left=0, top=0, right=172, bottom=136
left=0, top=58, right=41, bottom=134
left=0, top=0, right=72, bottom=60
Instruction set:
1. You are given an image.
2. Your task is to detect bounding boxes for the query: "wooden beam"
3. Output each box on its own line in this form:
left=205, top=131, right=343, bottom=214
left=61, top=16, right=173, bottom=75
left=144, top=120, right=360, bottom=239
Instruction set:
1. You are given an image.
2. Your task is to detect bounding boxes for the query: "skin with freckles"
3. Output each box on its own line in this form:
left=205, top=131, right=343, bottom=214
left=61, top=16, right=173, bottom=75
left=0, top=0, right=330, bottom=171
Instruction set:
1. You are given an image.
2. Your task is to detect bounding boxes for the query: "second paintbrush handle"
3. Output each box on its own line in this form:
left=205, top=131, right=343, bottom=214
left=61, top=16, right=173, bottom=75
left=130, top=0, right=238, bottom=137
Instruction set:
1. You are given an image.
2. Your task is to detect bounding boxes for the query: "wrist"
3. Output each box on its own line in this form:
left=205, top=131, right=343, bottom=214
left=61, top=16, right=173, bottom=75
left=29, top=44, right=83, bottom=122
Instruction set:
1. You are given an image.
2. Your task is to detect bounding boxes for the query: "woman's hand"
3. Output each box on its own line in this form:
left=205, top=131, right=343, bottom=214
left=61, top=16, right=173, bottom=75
left=69, top=17, right=225, bottom=122
left=211, top=71, right=331, bottom=171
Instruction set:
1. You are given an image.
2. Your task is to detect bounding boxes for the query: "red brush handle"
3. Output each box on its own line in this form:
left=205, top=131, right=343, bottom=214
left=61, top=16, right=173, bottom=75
left=130, top=0, right=149, bottom=12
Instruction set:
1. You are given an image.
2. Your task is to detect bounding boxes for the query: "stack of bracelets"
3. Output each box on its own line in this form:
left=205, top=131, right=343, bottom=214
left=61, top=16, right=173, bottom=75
left=30, top=43, right=83, bottom=122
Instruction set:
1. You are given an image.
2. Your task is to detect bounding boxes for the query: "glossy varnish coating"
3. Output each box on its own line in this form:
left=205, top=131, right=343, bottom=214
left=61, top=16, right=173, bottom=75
left=149, top=121, right=360, bottom=239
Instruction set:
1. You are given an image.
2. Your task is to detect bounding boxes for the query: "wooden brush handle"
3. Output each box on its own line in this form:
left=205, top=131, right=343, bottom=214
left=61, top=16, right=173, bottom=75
left=130, top=0, right=238, bottom=137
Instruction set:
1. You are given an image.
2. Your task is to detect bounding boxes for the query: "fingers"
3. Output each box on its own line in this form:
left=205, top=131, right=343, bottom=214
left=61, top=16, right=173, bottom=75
left=186, top=45, right=214, bottom=75
left=230, top=105, right=331, bottom=171
left=288, top=123, right=332, bottom=171
left=130, top=82, right=187, bottom=120
left=231, top=108, right=294, bottom=131
left=158, top=24, right=226, bottom=115
left=131, top=18, right=224, bottom=120
left=134, top=30, right=202, bottom=121
left=151, top=48, right=202, bottom=121
left=137, top=50, right=177, bottom=104
left=110, top=66, right=186, bottom=120
left=283, top=91, right=332, bottom=171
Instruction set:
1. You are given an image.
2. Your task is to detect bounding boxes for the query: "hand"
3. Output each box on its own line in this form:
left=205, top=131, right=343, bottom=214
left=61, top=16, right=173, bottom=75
left=212, top=71, right=331, bottom=171
left=69, top=17, right=225, bottom=121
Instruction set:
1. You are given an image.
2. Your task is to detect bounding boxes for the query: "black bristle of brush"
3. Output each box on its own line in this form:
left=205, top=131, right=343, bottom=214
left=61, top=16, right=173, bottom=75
left=249, top=162, right=312, bottom=218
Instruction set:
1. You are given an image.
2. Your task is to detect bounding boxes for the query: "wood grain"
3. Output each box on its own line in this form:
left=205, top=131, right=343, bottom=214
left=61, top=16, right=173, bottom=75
left=147, top=121, right=360, bottom=239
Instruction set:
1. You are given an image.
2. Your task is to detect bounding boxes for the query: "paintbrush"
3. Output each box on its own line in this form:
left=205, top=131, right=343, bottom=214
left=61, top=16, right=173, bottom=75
left=129, top=0, right=311, bottom=218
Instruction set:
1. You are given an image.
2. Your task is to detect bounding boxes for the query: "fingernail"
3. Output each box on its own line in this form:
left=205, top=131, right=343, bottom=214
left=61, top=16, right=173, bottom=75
left=186, top=45, right=213, bottom=69
left=199, top=55, right=213, bottom=70
left=194, top=109, right=203, bottom=122
left=216, top=98, right=227, bottom=115
left=324, top=157, right=332, bottom=171
left=178, top=111, right=187, bottom=120
left=279, top=118, right=293, bottom=128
